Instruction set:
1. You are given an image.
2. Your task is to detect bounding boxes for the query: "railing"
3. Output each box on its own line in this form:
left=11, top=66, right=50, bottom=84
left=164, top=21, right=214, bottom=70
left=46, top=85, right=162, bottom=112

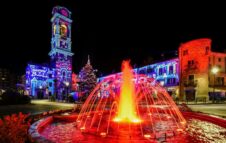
left=209, top=84, right=226, bottom=88
left=195, top=97, right=207, bottom=104
left=183, top=80, right=197, bottom=87
left=164, top=82, right=179, bottom=87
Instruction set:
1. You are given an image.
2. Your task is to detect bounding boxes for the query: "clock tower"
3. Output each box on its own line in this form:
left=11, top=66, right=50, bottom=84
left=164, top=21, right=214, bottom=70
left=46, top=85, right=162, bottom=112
left=49, top=6, right=73, bottom=98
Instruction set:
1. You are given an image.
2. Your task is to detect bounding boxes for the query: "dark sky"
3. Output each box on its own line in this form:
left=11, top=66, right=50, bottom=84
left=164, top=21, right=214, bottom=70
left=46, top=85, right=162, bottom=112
left=0, top=1, right=226, bottom=76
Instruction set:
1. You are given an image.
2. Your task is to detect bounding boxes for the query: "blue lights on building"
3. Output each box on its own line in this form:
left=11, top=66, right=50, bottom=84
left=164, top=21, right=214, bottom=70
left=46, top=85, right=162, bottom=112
left=98, top=58, right=179, bottom=97
left=25, top=6, right=73, bottom=98
left=26, top=65, right=55, bottom=96
left=134, top=58, right=179, bottom=86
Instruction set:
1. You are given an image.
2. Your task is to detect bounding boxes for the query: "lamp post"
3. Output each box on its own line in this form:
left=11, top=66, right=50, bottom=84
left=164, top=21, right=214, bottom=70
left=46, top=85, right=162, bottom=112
left=64, top=81, right=69, bottom=102
left=211, top=67, right=219, bottom=103
left=39, top=86, right=43, bottom=99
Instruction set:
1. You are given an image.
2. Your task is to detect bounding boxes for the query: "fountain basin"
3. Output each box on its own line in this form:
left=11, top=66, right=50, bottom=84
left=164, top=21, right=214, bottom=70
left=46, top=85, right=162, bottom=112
left=29, top=61, right=226, bottom=143
left=29, top=112, right=226, bottom=143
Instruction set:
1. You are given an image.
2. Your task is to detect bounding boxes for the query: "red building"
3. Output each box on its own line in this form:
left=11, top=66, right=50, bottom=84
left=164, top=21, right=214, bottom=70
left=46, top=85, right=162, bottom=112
left=99, top=38, right=226, bottom=101
left=179, top=38, right=226, bottom=101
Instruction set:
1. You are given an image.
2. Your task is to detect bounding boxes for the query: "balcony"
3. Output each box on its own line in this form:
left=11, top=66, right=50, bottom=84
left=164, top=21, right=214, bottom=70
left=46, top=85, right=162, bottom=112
left=164, top=82, right=179, bottom=87
left=183, top=80, right=197, bottom=87
left=209, top=84, right=226, bottom=88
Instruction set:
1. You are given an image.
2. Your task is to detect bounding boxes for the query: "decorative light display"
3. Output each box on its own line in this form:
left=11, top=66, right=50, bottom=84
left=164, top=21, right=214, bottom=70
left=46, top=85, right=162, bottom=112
left=26, top=6, right=73, bottom=98
left=99, top=58, right=179, bottom=86
left=26, top=64, right=55, bottom=96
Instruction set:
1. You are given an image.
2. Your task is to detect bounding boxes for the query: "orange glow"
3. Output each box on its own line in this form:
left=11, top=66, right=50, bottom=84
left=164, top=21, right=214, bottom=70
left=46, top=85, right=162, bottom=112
left=113, top=60, right=141, bottom=123
left=177, top=128, right=183, bottom=132
left=180, top=121, right=186, bottom=124
left=100, top=132, right=107, bottom=136
left=80, top=127, right=85, bottom=130
left=144, top=134, right=151, bottom=138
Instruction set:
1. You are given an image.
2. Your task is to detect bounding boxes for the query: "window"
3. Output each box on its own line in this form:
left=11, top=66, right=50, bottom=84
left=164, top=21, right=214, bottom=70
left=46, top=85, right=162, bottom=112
left=172, top=78, right=176, bottom=84
left=183, top=50, right=188, bottom=56
left=218, top=58, right=221, bottom=62
left=188, top=75, right=195, bottom=85
left=167, top=78, right=176, bottom=84
left=49, top=82, right=52, bottom=87
left=188, top=60, right=195, bottom=66
left=216, top=77, right=224, bottom=86
left=205, top=46, right=209, bottom=55
left=169, top=65, right=174, bottom=74
left=163, top=67, right=167, bottom=73
left=53, top=25, right=56, bottom=35
left=63, top=71, right=66, bottom=77
left=188, top=75, right=194, bottom=81
left=147, top=67, right=154, bottom=73
left=139, top=69, right=145, bottom=74
left=218, top=65, right=221, bottom=70
left=60, top=24, right=67, bottom=37
left=159, top=68, right=163, bottom=75
left=188, top=61, right=191, bottom=65
left=167, top=78, right=170, bottom=84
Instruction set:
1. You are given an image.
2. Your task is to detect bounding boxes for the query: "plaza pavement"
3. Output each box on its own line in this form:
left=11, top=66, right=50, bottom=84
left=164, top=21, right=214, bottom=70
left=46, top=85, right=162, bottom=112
left=0, top=99, right=75, bottom=118
left=0, top=99, right=225, bottom=119
left=187, top=103, right=226, bottom=118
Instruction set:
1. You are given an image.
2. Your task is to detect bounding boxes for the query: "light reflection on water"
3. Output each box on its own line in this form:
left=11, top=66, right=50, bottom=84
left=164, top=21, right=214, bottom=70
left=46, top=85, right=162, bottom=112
left=40, top=118, right=226, bottom=143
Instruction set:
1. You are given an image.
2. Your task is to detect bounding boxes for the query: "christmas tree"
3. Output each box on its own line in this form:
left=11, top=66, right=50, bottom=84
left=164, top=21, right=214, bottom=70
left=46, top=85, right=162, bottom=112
left=78, top=56, right=97, bottom=101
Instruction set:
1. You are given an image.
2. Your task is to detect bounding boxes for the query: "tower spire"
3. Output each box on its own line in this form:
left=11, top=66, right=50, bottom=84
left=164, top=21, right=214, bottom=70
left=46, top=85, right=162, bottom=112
left=87, top=55, right=90, bottom=65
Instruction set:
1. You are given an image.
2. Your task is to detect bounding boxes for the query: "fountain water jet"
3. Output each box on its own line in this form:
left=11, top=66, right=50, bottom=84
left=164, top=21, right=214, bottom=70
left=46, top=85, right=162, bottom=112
left=113, top=60, right=141, bottom=123
left=76, top=60, right=186, bottom=139
left=31, top=60, right=226, bottom=143
left=29, top=62, right=226, bottom=143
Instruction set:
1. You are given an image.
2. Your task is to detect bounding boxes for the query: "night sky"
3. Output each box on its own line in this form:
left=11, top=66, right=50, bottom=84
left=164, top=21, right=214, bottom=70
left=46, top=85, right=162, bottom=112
left=0, top=1, right=226, bottom=76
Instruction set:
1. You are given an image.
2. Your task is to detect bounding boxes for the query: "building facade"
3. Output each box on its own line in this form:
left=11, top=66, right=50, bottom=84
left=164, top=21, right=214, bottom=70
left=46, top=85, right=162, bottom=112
left=0, top=68, right=19, bottom=94
left=99, top=38, right=226, bottom=101
left=26, top=6, right=73, bottom=98
left=179, top=38, right=226, bottom=100
left=99, top=58, right=180, bottom=99
left=25, top=65, right=55, bottom=97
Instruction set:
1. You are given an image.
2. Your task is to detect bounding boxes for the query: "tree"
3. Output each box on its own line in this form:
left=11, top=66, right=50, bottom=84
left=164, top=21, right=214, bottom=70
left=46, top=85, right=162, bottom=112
left=78, top=56, right=97, bottom=101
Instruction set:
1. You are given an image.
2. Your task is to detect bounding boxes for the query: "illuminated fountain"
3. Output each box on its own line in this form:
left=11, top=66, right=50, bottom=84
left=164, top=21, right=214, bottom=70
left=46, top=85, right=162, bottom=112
left=31, top=60, right=226, bottom=143
left=76, top=60, right=186, bottom=140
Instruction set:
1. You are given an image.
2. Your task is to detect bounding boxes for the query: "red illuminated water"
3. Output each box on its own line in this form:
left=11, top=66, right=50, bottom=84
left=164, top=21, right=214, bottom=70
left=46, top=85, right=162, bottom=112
left=38, top=61, right=226, bottom=142
left=75, top=60, right=186, bottom=140
left=40, top=118, right=226, bottom=143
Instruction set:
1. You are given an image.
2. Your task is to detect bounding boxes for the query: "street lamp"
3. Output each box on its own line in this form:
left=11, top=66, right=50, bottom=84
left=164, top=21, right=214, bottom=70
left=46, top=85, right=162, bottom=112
left=39, top=86, right=43, bottom=99
left=64, top=81, right=69, bottom=102
left=211, top=67, right=219, bottom=103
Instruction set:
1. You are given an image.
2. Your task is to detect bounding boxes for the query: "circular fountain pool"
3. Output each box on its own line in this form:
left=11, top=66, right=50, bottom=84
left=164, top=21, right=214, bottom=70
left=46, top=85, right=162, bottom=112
left=30, top=112, right=226, bottom=143
left=29, top=61, right=226, bottom=143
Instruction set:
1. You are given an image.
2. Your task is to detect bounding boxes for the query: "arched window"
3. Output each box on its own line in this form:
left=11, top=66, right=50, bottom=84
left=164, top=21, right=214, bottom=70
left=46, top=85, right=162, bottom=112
left=60, top=24, right=67, bottom=37
left=53, top=25, right=56, bottom=35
